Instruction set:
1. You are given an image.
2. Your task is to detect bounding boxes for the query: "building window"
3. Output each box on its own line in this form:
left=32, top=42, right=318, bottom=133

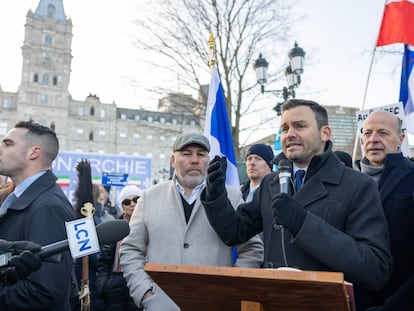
left=147, top=135, right=153, bottom=142
left=53, top=76, right=58, bottom=86
left=121, top=114, right=126, bottom=120
left=90, top=106, right=95, bottom=116
left=76, top=129, right=84, bottom=134
left=0, top=123, right=7, bottom=135
left=134, top=115, right=140, bottom=121
left=133, top=133, right=140, bottom=144
left=89, top=132, right=94, bottom=141
left=42, top=74, right=49, bottom=85
left=99, top=130, right=105, bottom=136
left=2, top=99, right=9, bottom=109
left=100, top=109, right=106, bottom=118
left=147, top=116, right=153, bottom=122
left=120, top=132, right=126, bottom=138
left=160, top=135, right=166, bottom=146
left=33, top=73, right=39, bottom=83
left=45, top=35, right=52, bottom=46
left=40, top=94, right=48, bottom=105
left=172, top=119, right=177, bottom=125
left=79, top=107, right=84, bottom=116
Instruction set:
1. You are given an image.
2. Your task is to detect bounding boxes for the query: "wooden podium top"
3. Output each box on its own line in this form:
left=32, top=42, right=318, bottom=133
left=145, top=263, right=351, bottom=311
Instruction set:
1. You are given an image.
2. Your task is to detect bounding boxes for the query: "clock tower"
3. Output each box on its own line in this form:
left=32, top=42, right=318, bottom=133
left=17, top=0, right=72, bottom=131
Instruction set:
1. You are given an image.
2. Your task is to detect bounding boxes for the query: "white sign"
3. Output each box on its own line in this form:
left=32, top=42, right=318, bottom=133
left=65, top=217, right=100, bottom=259
left=356, top=103, right=410, bottom=157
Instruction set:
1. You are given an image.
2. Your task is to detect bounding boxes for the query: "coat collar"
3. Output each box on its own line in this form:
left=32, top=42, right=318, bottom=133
left=271, top=141, right=345, bottom=207
left=9, top=170, right=57, bottom=212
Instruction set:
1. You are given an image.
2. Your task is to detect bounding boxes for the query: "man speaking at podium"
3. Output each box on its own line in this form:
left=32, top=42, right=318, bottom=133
left=0, top=121, right=75, bottom=310
left=201, top=99, right=393, bottom=310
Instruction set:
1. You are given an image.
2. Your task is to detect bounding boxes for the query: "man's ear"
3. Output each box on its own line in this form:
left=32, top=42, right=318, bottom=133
left=28, top=146, right=41, bottom=160
left=320, top=125, right=332, bottom=142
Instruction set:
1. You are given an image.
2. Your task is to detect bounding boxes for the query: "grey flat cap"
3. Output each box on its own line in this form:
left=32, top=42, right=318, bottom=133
left=173, top=133, right=210, bottom=152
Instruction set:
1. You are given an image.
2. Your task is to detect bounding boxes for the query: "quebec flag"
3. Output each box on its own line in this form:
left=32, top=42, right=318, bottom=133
left=204, top=66, right=240, bottom=188
left=399, top=44, right=414, bottom=134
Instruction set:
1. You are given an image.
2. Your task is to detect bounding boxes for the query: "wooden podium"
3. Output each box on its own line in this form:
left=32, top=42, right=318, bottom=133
left=145, top=263, right=352, bottom=311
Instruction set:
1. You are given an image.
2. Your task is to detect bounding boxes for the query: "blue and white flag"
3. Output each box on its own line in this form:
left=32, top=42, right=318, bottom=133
left=204, top=66, right=240, bottom=188
left=399, top=44, right=414, bottom=134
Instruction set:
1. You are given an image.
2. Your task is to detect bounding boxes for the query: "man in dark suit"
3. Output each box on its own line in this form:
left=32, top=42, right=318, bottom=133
left=359, top=110, right=414, bottom=310
left=0, top=120, right=75, bottom=311
left=201, top=99, right=393, bottom=311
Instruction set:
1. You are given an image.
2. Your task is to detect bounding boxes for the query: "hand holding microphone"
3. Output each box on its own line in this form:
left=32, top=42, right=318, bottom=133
left=0, top=219, right=130, bottom=284
left=0, top=240, right=42, bottom=284
left=271, top=193, right=307, bottom=236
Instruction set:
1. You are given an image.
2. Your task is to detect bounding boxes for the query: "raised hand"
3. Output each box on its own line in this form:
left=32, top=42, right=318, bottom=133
left=205, top=156, right=227, bottom=201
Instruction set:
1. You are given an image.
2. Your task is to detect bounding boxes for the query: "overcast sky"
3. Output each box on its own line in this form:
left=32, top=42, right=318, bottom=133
left=0, top=0, right=412, bottom=144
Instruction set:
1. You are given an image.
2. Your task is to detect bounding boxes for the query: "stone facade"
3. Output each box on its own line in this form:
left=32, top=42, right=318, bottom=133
left=0, top=0, right=203, bottom=183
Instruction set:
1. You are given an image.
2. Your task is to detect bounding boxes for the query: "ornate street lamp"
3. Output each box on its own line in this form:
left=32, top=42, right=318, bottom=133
left=253, top=41, right=305, bottom=115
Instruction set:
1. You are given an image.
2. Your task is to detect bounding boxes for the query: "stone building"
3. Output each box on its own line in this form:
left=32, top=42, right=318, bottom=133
left=0, top=0, right=203, bottom=183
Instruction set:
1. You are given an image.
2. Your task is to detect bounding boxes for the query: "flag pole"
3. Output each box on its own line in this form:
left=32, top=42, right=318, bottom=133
left=352, top=0, right=388, bottom=161
left=209, top=31, right=216, bottom=74
left=351, top=47, right=377, bottom=161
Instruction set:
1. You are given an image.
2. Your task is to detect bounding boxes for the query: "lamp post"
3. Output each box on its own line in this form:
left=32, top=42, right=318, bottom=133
left=253, top=41, right=305, bottom=115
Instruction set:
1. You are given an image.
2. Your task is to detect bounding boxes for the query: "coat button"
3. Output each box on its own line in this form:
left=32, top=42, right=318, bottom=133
left=183, top=243, right=189, bottom=248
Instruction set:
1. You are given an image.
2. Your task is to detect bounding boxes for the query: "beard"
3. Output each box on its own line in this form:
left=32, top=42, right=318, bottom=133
left=177, top=171, right=206, bottom=188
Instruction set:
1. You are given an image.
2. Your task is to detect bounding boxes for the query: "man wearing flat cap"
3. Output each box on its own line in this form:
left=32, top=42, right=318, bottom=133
left=241, top=144, right=274, bottom=202
left=120, top=133, right=263, bottom=311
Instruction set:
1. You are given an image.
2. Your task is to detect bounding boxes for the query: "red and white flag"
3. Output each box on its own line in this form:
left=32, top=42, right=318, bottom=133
left=376, top=0, right=414, bottom=47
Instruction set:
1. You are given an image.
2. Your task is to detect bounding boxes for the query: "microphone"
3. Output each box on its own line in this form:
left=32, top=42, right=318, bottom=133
left=278, top=159, right=292, bottom=194
left=36, top=219, right=130, bottom=260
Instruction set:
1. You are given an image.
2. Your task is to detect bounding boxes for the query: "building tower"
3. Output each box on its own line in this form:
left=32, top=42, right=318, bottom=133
left=17, top=0, right=72, bottom=133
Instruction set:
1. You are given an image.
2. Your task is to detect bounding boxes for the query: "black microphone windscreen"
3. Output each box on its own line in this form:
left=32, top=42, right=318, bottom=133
left=278, top=159, right=292, bottom=173
left=96, top=219, right=130, bottom=244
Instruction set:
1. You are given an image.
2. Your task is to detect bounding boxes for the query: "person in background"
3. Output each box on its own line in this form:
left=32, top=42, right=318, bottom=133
left=120, top=133, right=263, bottom=310
left=201, top=99, right=392, bottom=311
left=96, top=185, right=142, bottom=311
left=93, top=184, right=115, bottom=224
left=0, top=120, right=75, bottom=311
left=241, top=143, right=274, bottom=202
left=358, top=110, right=414, bottom=311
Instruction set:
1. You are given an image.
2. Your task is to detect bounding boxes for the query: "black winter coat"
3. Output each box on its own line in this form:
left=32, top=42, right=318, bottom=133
left=96, top=228, right=140, bottom=311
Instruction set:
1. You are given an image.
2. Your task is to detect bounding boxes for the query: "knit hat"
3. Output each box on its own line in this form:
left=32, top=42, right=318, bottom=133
left=173, top=133, right=210, bottom=152
left=246, top=144, right=274, bottom=169
left=118, top=185, right=142, bottom=206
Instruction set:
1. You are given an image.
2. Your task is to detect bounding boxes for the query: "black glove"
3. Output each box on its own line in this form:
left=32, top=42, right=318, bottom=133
left=0, top=240, right=42, bottom=284
left=205, top=156, right=227, bottom=201
left=271, top=193, right=307, bottom=236
left=0, top=240, right=41, bottom=254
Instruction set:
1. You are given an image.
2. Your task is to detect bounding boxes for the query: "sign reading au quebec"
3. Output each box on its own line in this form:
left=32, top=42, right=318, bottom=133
left=52, top=151, right=151, bottom=201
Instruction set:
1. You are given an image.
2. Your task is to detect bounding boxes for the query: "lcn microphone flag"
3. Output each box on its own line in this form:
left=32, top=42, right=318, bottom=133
left=204, top=66, right=240, bottom=188
left=376, top=0, right=414, bottom=47
left=399, top=44, right=414, bottom=134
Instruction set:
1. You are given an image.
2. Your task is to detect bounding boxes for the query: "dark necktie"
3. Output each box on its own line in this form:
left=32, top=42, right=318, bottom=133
left=294, top=170, right=305, bottom=191
left=0, top=192, right=17, bottom=216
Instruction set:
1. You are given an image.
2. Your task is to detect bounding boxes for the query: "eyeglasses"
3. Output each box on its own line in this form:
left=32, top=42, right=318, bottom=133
left=122, top=196, right=139, bottom=206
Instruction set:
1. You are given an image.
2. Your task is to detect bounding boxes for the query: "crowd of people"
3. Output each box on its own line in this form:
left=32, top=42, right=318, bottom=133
left=0, top=100, right=412, bottom=310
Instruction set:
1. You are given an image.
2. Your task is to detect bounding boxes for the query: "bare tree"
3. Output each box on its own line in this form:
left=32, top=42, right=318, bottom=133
left=132, top=0, right=294, bottom=159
